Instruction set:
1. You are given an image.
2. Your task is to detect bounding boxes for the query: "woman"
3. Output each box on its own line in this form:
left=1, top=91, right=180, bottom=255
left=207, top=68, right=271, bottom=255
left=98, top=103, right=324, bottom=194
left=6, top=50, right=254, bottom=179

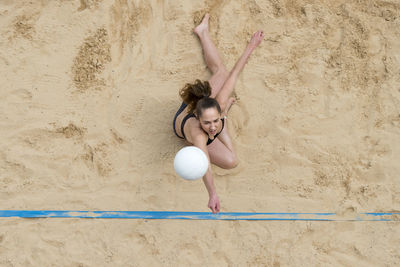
left=172, top=14, right=264, bottom=213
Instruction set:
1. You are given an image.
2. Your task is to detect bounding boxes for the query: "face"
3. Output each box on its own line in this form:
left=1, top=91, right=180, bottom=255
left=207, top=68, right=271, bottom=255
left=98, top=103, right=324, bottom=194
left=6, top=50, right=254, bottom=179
left=198, top=107, right=221, bottom=136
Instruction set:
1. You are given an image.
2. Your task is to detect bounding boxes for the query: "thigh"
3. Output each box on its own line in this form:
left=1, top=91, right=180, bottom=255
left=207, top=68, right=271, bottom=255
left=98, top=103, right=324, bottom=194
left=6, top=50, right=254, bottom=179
left=209, top=69, right=229, bottom=98
left=207, top=138, right=237, bottom=169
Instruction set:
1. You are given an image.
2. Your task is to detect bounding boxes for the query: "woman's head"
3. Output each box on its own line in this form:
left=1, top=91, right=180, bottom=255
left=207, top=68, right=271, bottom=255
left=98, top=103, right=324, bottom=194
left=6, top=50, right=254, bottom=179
left=179, top=80, right=222, bottom=135
left=195, top=97, right=221, bottom=117
left=196, top=97, right=222, bottom=136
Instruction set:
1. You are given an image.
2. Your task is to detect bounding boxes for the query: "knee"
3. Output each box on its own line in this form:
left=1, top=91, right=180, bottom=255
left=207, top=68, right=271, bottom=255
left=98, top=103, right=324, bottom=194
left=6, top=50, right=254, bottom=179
left=224, top=155, right=239, bottom=169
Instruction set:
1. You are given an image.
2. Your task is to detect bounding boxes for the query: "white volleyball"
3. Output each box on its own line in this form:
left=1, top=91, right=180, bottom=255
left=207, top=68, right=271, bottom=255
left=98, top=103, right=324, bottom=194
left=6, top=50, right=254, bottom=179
left=174, top=146, right=209, bottom=180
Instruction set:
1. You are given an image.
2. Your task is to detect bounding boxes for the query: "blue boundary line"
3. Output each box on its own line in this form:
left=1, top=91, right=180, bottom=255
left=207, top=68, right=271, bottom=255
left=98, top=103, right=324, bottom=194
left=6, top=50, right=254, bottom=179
left=0, top=210, right=399, bottom=221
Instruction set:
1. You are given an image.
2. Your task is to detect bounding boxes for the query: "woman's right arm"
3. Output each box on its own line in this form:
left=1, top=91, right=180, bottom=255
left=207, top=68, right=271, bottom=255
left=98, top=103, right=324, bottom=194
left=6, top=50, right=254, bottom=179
left=216, top=30, right=264, bottom=111
left=191, top=134, right=220, bottom=213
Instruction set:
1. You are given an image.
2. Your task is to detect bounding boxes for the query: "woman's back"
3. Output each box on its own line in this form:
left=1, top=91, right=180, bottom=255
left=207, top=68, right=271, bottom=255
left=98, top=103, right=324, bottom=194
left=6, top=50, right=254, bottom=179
left=173, top=103, right=195, bottom=140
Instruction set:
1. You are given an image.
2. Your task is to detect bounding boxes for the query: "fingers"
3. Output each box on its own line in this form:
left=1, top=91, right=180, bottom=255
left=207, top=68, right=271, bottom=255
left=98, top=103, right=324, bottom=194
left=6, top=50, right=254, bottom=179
left=208, top=203, right=220, bottom=214
left=252, top=30, right=264, bottom=41
left=209, top=204, right=216, bottom=213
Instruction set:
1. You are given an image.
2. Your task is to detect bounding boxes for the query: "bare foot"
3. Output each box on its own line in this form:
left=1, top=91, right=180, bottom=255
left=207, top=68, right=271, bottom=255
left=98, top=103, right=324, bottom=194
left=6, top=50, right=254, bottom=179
left=194, top=13, right=210, bottom=36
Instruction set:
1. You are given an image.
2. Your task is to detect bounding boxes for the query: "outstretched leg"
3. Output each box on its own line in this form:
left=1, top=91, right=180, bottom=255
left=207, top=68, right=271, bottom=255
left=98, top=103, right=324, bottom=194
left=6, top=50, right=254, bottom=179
left=194, top=14, right=229, bottom=97
left=194, top=14, right=226, bottom=75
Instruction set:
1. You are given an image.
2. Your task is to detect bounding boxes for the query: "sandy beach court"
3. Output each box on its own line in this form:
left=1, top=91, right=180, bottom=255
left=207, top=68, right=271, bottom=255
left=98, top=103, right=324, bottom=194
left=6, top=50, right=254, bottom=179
left=1, top=0, right=400, bottom=265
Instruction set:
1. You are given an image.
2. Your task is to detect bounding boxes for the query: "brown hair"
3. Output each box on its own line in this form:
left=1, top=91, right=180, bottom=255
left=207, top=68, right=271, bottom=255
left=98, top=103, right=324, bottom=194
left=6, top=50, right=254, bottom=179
left=196, top=97, right=221, bottom=118
left=179, top=80, right=212, bottom=114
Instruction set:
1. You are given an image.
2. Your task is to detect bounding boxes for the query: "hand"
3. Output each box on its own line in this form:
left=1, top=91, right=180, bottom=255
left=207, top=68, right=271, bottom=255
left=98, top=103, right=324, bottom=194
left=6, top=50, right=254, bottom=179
left=249, top=30, right=264, bottom=49
left=208, top=194, right=220, bottom=214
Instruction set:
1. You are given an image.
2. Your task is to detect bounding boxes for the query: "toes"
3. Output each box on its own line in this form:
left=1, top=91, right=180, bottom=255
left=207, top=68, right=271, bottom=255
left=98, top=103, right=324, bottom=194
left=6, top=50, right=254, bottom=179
left=203, top=13, right=210, bottom=23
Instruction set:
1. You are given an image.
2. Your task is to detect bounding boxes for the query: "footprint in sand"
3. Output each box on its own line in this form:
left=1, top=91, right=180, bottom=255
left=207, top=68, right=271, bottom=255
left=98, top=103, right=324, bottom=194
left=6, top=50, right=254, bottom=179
left=109, top=0, right=151, bottom=62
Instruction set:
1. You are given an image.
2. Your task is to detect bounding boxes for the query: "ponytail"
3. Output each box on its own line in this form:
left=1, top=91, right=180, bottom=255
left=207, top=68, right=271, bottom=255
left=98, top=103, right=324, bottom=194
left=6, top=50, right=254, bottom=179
left=179, top=80, right=211, bottom=114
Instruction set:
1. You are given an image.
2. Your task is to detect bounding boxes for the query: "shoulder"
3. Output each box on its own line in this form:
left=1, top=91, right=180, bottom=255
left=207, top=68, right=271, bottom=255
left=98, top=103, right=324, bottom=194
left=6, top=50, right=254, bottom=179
left=186, top=119, right=208, bottom=145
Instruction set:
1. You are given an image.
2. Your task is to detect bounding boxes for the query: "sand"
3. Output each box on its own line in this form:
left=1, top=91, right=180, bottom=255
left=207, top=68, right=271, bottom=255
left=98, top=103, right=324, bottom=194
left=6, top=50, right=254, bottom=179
left=1, top=0, right=400, bottom=265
